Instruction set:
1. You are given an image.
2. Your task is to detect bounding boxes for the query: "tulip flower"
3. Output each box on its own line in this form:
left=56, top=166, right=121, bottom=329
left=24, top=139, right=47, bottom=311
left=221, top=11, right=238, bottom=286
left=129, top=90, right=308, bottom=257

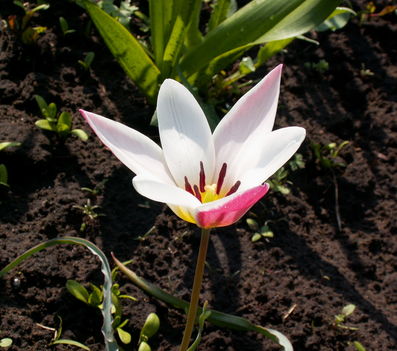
left=80, top=64, right=305, bottom=229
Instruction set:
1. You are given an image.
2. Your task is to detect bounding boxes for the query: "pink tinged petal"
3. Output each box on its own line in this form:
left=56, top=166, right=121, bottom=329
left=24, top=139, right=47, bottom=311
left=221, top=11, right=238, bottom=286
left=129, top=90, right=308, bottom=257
left=80, top=110, right=174, bottom=184
left=195, top=184, right=270, bottom=228
left=238, top=127, right=306, bottom=191
left=212, top=65, right=283, bottom=188
left=157, top=79, right=215, bottom=188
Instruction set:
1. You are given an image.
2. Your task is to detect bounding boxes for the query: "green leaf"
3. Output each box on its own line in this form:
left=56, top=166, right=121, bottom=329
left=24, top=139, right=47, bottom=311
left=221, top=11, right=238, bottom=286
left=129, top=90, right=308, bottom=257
left=0, top=164, right=8, bottom=187
left=88, top=283, right=103, bottom=307
left=180, top=0, right=339, bottom=77
left=71, top=129, right=89, bottom=141
left=82, top=0, right=161, bottom=103
left=239, top=56, right=255, bottom=75
left=315, top=7, right=356, bottom=32
left=48, top=102, right=57, bottom=120
left=0, top=338, right=13, bottom=347
left=59, top=17, right=69, bottom=33
left=140, top=313, right=160, bottom=339
left=251, top=233, right=262, bottom=242
left=57, top=111, right=72, bottom=130
left=246, top=218, right=259, bottom=231
left=85, top=52, right=95, bottom=67
left=35, top=119, right=56, bottom=131
left=162, top=0, right=202, bottom=77
left=34, top=95, right=48, bottom=116
left=208, top=0, right=237, bottom=32
left=342, top=304, right=356, bottom=316
left=52, top=339, right=90, bottom=350
left=162, top=16, right=187, bottom=78
left=353, top=341, right=367, bottom=351
left=66, top=280, right=90, bottom=304
left=256, top=37, right=294, bottom=67
left=117, top=327, right=131, bottom=344
left=149, top=0, right=173, bottom=66
left=0, top=142, right=21, bottom=151
left=138, top=341, right=151, bottom=351
left=184, top=0, right=203, bottom=50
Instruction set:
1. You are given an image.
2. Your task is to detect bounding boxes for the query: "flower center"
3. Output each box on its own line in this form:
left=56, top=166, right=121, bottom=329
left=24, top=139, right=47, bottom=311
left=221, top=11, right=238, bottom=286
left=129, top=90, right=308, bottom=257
left=184, top=162, right=241, bottom=203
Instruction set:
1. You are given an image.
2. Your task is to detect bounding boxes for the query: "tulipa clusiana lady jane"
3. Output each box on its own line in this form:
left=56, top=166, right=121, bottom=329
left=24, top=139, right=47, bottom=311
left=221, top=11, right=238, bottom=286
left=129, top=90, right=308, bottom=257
left=80, top=64, right=305, bottom=350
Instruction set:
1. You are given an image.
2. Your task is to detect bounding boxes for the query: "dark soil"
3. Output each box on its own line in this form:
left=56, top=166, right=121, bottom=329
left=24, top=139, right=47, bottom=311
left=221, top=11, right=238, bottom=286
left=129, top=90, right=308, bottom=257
left=1, top=1, right=396, bottom=350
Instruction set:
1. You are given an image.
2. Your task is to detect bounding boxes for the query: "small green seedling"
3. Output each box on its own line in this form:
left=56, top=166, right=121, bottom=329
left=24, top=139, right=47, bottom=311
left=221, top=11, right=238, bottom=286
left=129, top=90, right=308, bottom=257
left=0, top=142, right=21, bottom=187
left=246, top=218, right=274, bottom=242
left=360, top=63, right=374, bottom=77
left=35, top=95, right=88, bottom=141
left=0, top=338, right=12, bottom=348
left=73, top=199, right=105, bottom=232
left=311, top=140, right=349, bottom=169
left=78, top=52, right=95, bottom=71
left=312, top=140, right=350, bottom=232
left=66, top=266, right=136, bottom=345
left=268, top=153, right=305, bottom=194
left=10, top=1, right=49, bottom=44
left=138, top=312, right=160, bottom=351
left=304, top=59, right=329, bottom=74
left=59, top=16, right=75, bottom=36
left=333, top=304, right=358, bottom=331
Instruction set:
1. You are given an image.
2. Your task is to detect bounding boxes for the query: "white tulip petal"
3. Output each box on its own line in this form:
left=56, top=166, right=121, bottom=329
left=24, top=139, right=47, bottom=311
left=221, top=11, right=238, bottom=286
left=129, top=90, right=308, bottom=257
left=80, top=110, right=174, bottom=184
left=212, top=65, right=282, bottom=189
left=237, top=127, right=306, bottom=191
left=157, top=79, right=215, bottom=188
left=132, top=175, right=201, bottom=209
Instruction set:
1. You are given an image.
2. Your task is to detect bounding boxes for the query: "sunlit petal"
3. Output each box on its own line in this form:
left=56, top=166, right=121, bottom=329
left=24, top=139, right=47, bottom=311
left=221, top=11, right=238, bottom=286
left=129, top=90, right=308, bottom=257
left=195, top=184, right=269, bottom=228
left=157, top=79, right=215, bottom=188
left=80, top=110, right=174, bottom=184
left=237, top=127, right=306, bottom=191
left=212, top=65, right=283, bottom=189
left=132, top=175, right=201, bottom=209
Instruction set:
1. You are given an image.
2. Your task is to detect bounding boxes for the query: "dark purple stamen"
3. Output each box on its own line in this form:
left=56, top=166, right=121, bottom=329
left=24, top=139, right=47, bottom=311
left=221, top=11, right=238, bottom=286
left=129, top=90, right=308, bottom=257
left=193, top=185, right=202, bottom=202
left=184, top=176, right=194, bottom=196
left=199, top=161, right=206, bottom=193
left=216, top=163, right=227, bottom=194
left=226, top=181, right=241, bottom=196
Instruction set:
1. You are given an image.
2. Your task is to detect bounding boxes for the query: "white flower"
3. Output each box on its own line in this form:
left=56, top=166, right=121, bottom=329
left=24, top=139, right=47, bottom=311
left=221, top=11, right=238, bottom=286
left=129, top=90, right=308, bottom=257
left=80, top=65, right=305, bottom=228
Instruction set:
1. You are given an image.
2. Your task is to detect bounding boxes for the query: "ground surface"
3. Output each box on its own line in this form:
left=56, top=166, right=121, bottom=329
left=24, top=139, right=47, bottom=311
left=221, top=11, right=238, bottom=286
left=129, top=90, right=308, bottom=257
left=0, top=1, right=396, bottom=350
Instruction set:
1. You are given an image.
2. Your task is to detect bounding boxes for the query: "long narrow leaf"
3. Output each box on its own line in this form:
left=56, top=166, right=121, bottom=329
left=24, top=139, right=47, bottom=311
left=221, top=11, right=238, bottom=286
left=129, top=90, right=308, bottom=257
left=184, top=0, right=203, bottom=50
left=0, top=237, right=118, bottom=351
left=180, top=0, right=339, bottom=77
left=162, top=0, right=202, bottom=77
left=81, top=0, right=160, bottom=103
left=112, top=255, right=293, bottom=351
left=149, top=0, right=173, bottom=68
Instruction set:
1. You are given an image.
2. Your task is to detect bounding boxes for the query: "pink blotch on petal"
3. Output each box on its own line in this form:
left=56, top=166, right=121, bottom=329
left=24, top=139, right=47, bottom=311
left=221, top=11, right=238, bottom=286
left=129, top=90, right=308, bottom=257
left=196, top=184, right=270, bottom=228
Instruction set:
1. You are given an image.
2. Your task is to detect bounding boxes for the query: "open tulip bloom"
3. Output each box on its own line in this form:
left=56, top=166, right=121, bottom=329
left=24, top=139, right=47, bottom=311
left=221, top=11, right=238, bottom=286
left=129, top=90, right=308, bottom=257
left=80, top=65, right=305, bottom=229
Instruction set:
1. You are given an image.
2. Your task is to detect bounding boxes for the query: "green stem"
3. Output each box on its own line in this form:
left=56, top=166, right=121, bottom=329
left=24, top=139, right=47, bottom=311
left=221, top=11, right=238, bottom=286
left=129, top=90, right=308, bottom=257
left=179, top=228, right=211, bottom=351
